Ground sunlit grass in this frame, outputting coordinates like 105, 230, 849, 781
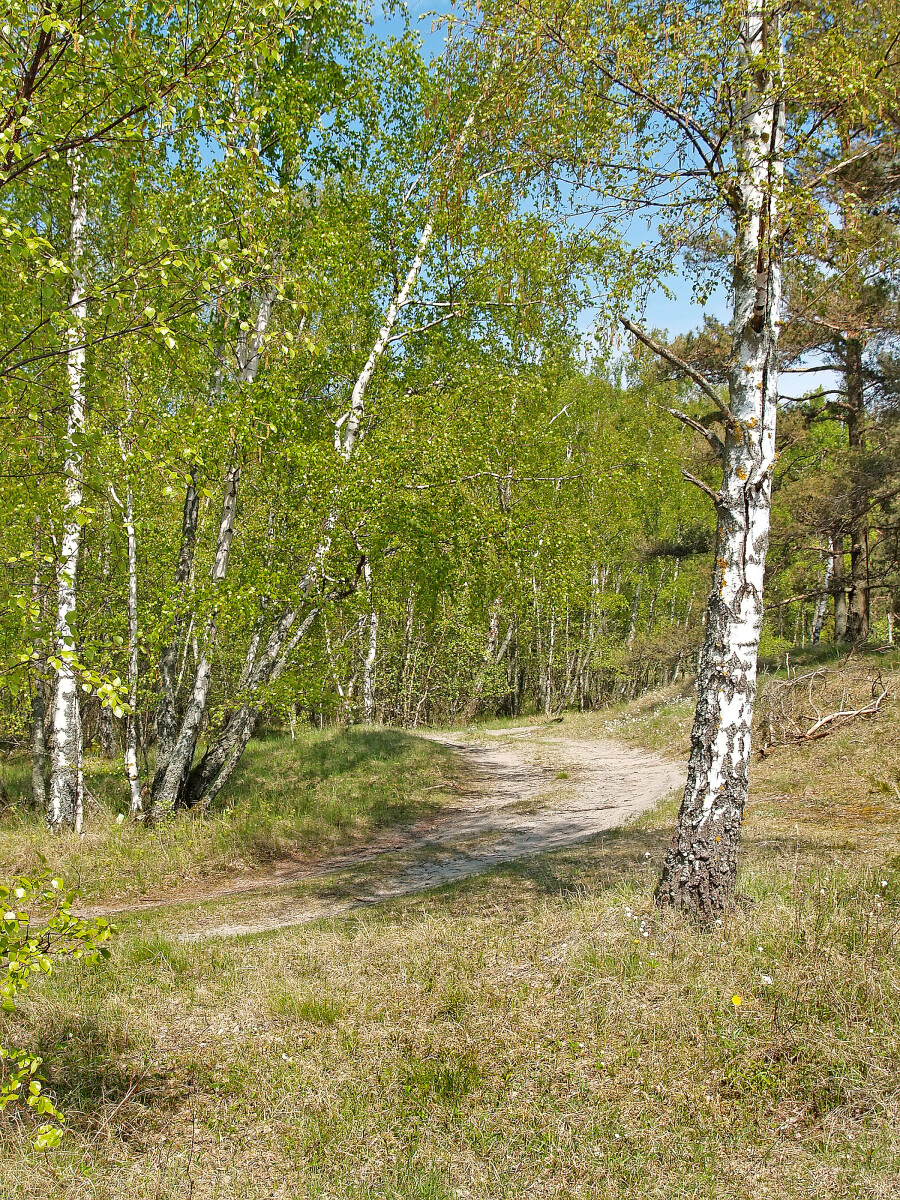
2, 659, 899, 1196
0, 727, 461, 902
2, 821, 898, 1198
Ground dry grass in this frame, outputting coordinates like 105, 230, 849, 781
1, 653, 899, 1198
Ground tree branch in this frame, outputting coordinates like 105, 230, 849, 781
620, 316, 734, 425
386, 312, 458, 344
661, 405, 724, 454
681, 469, 723, 506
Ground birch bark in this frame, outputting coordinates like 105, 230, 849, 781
123, 478, 142, 816
150, 463, 240, 815
181, 220, 437, 809
150, 290, 274, 817
48, 152, 88, 833
155, 467, 200, 768
178, 105, 478, 804
811, 548, 833, 645
656, 1, 784, 918
362, 559, 379, 723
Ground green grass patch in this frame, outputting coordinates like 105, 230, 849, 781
3, 670, 900, 1196
269, 986, 342, 1025
0, 727, 462, 902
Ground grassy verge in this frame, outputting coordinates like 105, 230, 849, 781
0, 727, 462, 903
1, 654, 898, 1197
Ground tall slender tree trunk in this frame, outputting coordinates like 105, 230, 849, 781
362, 560, 379, 723
48, 152, 88, 833
123, 476, 142, 817
155, 466, 200, 767
647, 564, 665, 633
657, 2, 784, 918
31, 674, 48, 810
151, 464, 240, 815
464, 599, 501, 720
844, 338, 869, 641
151, 289, 273, 818
544, 612, 555, 717
626, 569, 643, 649
831, 534, 848, 641
182, 607, 319, 809
812, 545, 833, 644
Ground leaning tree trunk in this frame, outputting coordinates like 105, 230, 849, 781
155, 466, 200, 766
179, 107, 480, 809
150, 291, 273, 818
181, 217, 438, 811
656, 2, 784, 919
48, 152, 88, 833
150, 463, 240, 816
181, 608, 319, 809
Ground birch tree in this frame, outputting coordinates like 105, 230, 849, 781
47, 154, 87, 833
470, 0, 898, 915
178, 215, 440, 811
150, 293, 274, 817
652, 1, 785, 915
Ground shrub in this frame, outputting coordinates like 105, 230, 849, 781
0, 871, 114, 1148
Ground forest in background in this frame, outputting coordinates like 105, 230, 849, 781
0, 0, 897, 867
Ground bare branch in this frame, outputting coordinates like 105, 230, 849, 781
782, 363, 846, 374
802, 688, 887, 742
386, 312, 458, 344
681, 469, 723, 506
661, 405, 724, 454
803, 139, 897, 191
620, 316, 734, 425
399, 472, 582, 491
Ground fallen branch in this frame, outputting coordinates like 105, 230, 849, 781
799, 687, 888, 741
759, 683, 889, 755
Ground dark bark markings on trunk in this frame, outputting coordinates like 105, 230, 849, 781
656, 3, 784, 919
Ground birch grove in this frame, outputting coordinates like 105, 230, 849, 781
0, 0, 894, 925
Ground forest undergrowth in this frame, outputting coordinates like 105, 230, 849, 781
1, 651, 898, 1198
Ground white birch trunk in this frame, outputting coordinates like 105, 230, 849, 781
657, 1, 784, 918
362, 559, 379, 723
123, 480, 142, 816
151, 464, 239, 815
811, 548, 833, 645
48, 152, 87, 833
626, 570, 644, 650
340, 223, 434, 459
181, 221, 438, 809
151, 289, 274, 817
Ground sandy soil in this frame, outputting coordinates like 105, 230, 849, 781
82, 728, 684, 940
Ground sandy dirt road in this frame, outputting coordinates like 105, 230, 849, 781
82, 728, 684, 940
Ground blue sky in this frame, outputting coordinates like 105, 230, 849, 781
371, 3, 838, 399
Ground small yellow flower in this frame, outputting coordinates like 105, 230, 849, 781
732, 994, 742, 1007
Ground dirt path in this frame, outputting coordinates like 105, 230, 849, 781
87, 729, 684, 940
